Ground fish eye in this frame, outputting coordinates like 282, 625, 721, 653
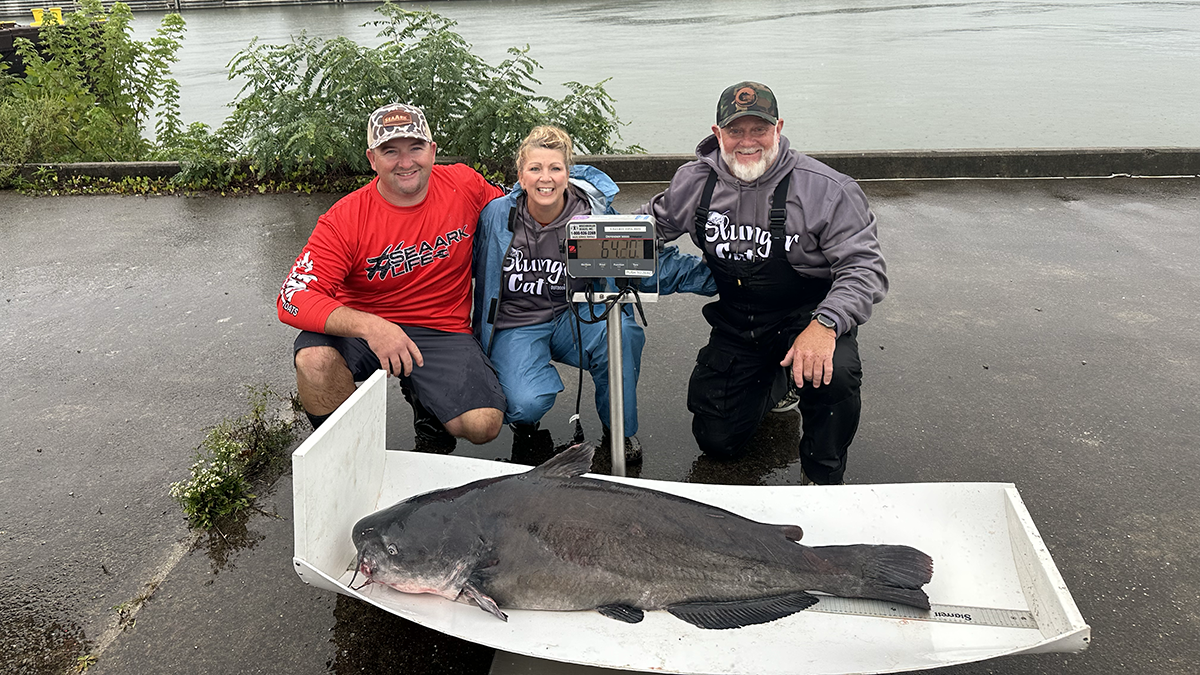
386, 544, 398, 556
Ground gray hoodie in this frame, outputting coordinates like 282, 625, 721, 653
636, 134, 887, 335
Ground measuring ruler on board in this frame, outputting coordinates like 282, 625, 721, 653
811, 597, 1038, 630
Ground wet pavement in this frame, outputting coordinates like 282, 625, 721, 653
2, 178, 1198, 674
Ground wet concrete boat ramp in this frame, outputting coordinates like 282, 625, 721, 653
2, 161, 1198, 674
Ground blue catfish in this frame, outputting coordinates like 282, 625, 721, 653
351, 444, 933, 629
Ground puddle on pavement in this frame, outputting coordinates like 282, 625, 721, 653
686, 411, 804, 486
327, 594, 493, 675
199, 509, 268, 573
0, 586, 92, 675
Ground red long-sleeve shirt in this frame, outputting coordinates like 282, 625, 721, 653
277, 165, 503, 334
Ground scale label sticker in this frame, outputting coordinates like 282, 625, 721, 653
568, 224, 597, 239
604, 226, 649, 233
624, 269, 653, 277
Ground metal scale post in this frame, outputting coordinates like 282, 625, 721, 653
605, 298, 627, 476
566, 215, 659, 477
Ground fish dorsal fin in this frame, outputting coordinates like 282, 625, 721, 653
529, 442, 595, 479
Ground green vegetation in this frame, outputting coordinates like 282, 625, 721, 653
0, 0, 184, 175
1, 1, 639, 192
169, 385, 299, 529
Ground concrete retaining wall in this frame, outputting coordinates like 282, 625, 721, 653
9, 148, 1200, 184
580, 147, 1200, 181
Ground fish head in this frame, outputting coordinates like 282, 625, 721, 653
351, 500, 486, 601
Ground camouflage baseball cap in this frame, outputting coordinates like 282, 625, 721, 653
716, 82, 779, 128
367, 103, 432, 149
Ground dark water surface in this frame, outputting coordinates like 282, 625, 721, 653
8, 0, 1194, 153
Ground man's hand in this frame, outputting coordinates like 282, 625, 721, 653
780, 320, 837, 388
364, 321, 424, 377
324, 307, 424, 377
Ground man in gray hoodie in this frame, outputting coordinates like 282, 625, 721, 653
636, 82, 887, 485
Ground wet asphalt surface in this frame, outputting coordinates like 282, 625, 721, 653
2, 178, 1198, 675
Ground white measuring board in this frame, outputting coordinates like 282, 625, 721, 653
293, 371, 1090, 675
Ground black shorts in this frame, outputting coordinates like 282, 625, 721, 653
293, 326, 506, 424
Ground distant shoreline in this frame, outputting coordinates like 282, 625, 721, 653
8, 148, 1200, 185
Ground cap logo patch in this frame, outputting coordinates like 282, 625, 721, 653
381, 111, 413, 127
734, 87, 758, 108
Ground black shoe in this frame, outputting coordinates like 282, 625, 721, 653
599, 426, 643, 465
404, 389, 456, 454
510, 423, 556, 466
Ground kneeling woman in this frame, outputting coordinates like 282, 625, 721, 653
474, 126, 713, 463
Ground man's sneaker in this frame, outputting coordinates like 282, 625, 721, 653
599, 427, 644, 465
771, 385, 801, 414
404, 390, 456, 454
511, 423, 556, 466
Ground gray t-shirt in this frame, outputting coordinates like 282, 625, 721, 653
494, 186, 593, 330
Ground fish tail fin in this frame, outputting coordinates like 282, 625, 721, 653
811, 544, 934, 610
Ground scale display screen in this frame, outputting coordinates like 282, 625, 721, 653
566, 215, 657, 279
569, 238, 654, 260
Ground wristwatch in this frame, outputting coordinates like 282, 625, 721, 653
814, 312, 837, 331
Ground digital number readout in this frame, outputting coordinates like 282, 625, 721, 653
570, 238, 651, 260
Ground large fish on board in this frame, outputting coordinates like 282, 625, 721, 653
351, 444, 933, 630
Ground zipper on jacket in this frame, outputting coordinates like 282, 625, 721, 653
487, 206, 519, 357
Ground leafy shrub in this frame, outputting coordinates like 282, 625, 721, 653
2, 0, 640, 192
223, 3, 640, 180
1, 0, 184, 164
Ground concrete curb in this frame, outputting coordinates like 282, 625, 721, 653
9, 161, 186, 181
7, 148, 1200, 184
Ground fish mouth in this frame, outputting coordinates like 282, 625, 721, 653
349, 548, 376, 590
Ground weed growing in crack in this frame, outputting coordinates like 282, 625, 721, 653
169, 385, 298, 529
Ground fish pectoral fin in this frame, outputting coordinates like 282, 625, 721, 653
666, 592, 819, 630
461, 582, 508, 622
597, 604, 644, 624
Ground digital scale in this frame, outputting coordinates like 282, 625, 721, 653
566, 214, 658, 282
564, 214, 659, 476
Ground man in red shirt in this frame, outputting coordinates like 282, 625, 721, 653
278, 103, 507, 451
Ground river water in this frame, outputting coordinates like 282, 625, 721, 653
12, 0, 1200, 152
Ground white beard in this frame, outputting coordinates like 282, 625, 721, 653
720, 133, 780, 183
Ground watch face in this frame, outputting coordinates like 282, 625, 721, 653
817, 314, 835, 329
